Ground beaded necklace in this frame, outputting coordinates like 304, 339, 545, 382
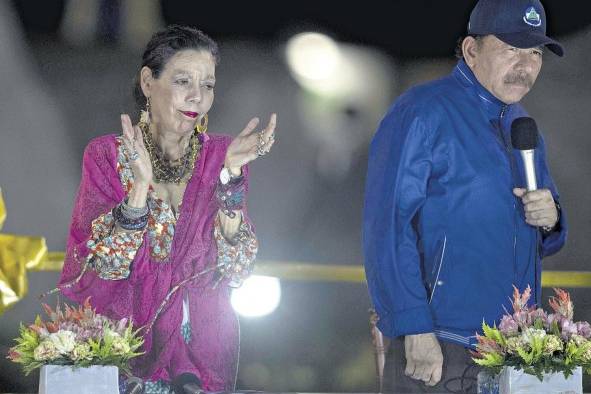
140, 123, 201, 184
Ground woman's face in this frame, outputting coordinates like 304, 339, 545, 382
142, 49, 216, 136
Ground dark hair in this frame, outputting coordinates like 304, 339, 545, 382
454, 34, 483, 59
133, 25, 220, 110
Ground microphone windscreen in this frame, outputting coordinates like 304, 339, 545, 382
511, 117, 539, 150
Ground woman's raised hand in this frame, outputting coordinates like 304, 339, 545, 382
120, 114, 153, 187
224, 113, 277, 173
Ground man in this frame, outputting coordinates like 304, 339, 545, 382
363, 0, 567, 392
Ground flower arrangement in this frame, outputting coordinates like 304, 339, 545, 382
472, 286, 591, 381
7, 298, 143, 375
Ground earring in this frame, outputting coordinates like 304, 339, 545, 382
195, 114, 208, 134
139, 97, 151, 125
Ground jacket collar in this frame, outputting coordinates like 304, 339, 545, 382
453, 59, 510, 119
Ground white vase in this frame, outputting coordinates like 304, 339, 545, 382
498, 366, 582, 394
38, 365, 119, 394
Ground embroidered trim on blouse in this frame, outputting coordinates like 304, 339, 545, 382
85, 212, 145, 280
143, 379, 173, 394
86, 136, 258, 287
214, 214, 258, 288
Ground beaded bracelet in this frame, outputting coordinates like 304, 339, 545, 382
113, 203, 149, 230
121, 199, 149, 219
215, 176, 246, 219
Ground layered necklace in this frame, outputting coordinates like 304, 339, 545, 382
141, 123, 201, 184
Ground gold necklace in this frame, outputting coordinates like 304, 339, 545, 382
140, 123, 201, 184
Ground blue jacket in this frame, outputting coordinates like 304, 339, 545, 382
363, 60, 567, 347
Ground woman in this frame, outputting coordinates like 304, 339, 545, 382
58, 25, 276, 394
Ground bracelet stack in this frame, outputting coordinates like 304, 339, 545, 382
113, 199, 149, 230
215, 176, 246, 219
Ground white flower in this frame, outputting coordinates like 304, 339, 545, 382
33, 340, 59, 361
48, 330, 77, 355
71, 343, 92, 361
543, 334, 563, 354
570, 334, 587, 347
582, 346, 591, 363
522, 327, 546, 344
506, 336, 527, 354
112, 336, 130, 355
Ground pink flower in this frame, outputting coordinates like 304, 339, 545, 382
513, 310, 531, 328
511, 285, 532, 314
476, 334, 505, 356
499, 315, 519, 336
561, 319, 578, 340
546, 313, 562, 329
7, 349, 21, 362
115, 318, 129, 335
549, 288, 574, 321
576, 321, 591, 339
528, 308, 548, 326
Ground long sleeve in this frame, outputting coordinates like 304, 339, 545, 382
85, 211, 145, 280
59, 136, 134, 302
213, 213, 258, 288
66, 137, 146, 281
536, 132, 567, 257
363, 105, 436, 338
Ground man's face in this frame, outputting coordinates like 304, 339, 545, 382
468, 35, 543, 104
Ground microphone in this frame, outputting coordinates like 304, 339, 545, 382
511, 117, 539, 192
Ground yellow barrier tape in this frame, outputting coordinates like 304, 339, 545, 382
541, 271, 591, 288
28, 255, 591, 288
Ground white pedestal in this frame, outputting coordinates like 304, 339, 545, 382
38, 365, 119, 394
498, 366, 582, 394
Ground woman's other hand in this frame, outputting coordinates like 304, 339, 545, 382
224, 113, 277, 174
121, 114, 153, 187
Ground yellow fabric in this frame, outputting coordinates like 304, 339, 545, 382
0, 188, 5, 229
0, 190, 48, 315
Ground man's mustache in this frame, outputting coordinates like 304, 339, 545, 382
504, 73, 534, 88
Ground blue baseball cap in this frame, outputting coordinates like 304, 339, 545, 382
468, 0, 564, 57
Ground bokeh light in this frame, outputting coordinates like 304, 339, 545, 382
231, 275, 282, 317
286, 32, 341, 82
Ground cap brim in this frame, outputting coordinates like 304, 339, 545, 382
495, 31, 564, 57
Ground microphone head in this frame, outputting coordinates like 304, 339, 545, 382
511, 117, 539, 150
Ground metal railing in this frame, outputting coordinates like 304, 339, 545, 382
34, 252, 591, 288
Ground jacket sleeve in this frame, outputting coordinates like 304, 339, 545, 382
536, 132, 567, 257
363, 104, 436, 338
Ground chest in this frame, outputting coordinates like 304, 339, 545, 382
150, 182, 187, 217
431, 109, 522, 194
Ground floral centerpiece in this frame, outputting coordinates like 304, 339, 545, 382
472, 286, 591, 381
7, 298, 143, 376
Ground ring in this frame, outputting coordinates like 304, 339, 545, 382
256, 145, 267, 157
258, 132, 266, 145
130, 150, 139, 161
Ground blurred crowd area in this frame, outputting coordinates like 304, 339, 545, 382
1, 1, 591, 392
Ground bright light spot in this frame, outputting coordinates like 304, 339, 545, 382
286, 34, 383, 98
231, 275, 281, 317
286, 32, 341, 81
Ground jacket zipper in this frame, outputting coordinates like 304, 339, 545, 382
497, 105, 518, 285
429, 235, 447, 304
